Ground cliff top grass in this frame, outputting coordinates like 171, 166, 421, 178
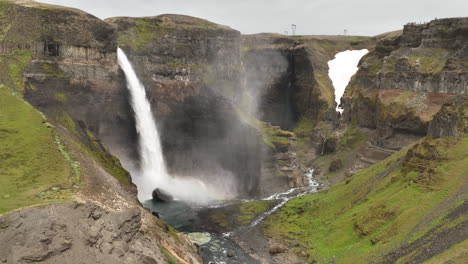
108, 14, 238, 52
263, 134, 468, 263
0, 85, 78, 215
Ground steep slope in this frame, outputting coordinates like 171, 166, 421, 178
263, 97, 468, 263
0, 1, 201, 263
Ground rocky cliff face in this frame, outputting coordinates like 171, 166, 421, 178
0, 1, 200, 263
106, 15, 265, 195
342, 17, 468, 149
242, 34, 372, 128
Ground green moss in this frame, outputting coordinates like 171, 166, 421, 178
260, 125, 294, 151
209, 212, 229, 227
0, 49, 32, 94
75, 129, 130, 185
0, 85, 78, 214
236, 109, 294, 151
40, 63, 65, 78
338, 126, 366, 150
315, 72, 335, 106
56, 112, 130, 185
406, 48, 449, 73
53, 93, 68, 103
294, 116, 315, 138
160, 247, 182, 264
237, 200, 275, 225
56, 112, 78, 135
263, 135, 468, 263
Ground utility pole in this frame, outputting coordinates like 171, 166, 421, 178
344, 29, 347, 35
284, 30, 289, 35
291, 24, 296, 36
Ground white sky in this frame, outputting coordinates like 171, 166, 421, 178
328, 49, 369, 113
37, 0, 468, 36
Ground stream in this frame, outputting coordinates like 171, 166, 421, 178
143, 169, 320, 264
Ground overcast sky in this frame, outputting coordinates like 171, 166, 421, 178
38, 0, 468, 36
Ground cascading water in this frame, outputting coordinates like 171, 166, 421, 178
328, 49, 369, 113
118, 48, 236, 203
117, 48, 170, 201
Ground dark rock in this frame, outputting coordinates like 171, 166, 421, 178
152, 188, 174, 202
322, 137, 339, 154
151, 211, 160, 218
269, 245, 287, 254
329, 159, 343, 172
427, 96, 467, 138
227, 251, 234, 257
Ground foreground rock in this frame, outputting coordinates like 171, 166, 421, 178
0, 203, 200, 264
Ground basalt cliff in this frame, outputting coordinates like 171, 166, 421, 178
0, 0, 466, 263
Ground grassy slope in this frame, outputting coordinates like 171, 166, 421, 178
0, 85, 77, 214
263, 135, 467, 263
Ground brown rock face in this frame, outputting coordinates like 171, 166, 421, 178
342, 17, 468, 149
0, 203, 200, 264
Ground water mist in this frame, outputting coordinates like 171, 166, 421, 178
117, 48, 236, 203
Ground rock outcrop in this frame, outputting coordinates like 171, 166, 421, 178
0, 203, 199, 264
342, 17, 468, 149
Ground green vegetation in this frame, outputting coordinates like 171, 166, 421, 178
0, 85, 78, 214
209, 212, 229, 227
53, 92, 68, 103
237, 200, 275, 225
117, 15, 222, 51
406, 48, 450, 73
40, 62, 65, 78
55, 112, 130, 185
0, 49, 32, 94
315, 72, 335, 106
260, 125, 294, 151
237, 109, 294, 152
75, 128, 130, 185
160, 247, 182, 264
263, 135, 468, 263
337, 125, 366, 151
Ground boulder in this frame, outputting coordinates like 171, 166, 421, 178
152, 188, 173, 202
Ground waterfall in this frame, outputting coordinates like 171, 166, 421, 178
117, 48, 170, 201
117, 48, 237, 203
328, 49, 369, 113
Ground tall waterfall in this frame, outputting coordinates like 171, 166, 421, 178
117, 48, 170, 200
328, 49, 369, 113
117, 48, 236, 203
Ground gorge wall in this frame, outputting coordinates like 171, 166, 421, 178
342, 17, 468, 149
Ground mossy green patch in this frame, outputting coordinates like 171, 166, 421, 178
338, 126, 366, 151
263, 135, 468, 263
237, 200, 275, 225
74, 129, 130, 185
40, 62, 65, 78
55, 112, 130, 185
0, 49, 32, 94
160, 247, 182, 264
0, 85, 78, 215
209, 212, 229, 228
53, 93, 68, 103
237, 109, 294, 152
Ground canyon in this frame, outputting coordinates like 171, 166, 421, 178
0, 0, 466, 263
